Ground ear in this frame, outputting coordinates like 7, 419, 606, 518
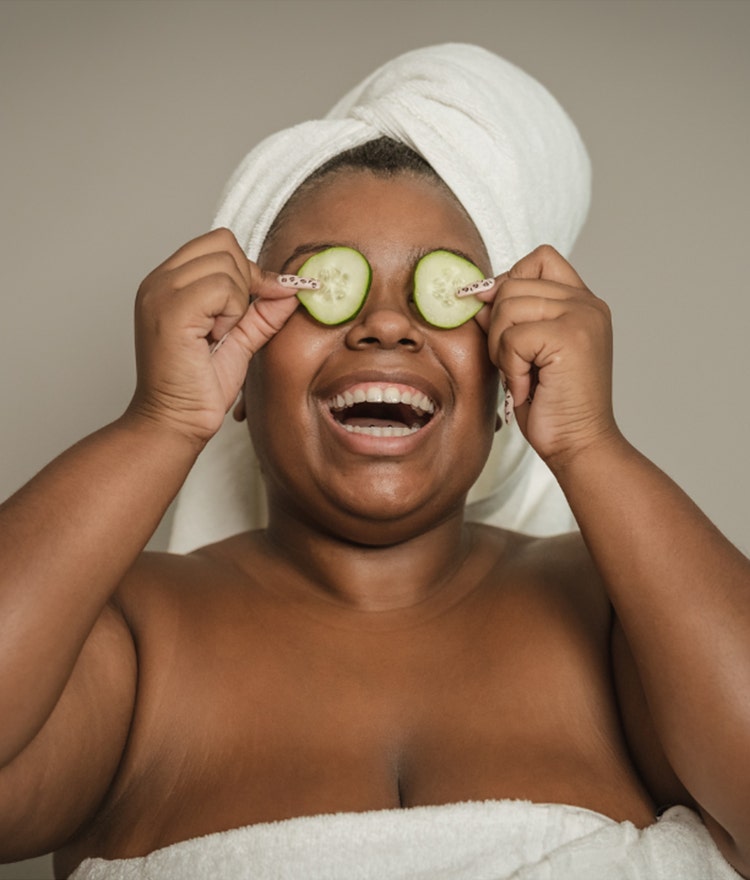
233, 391, 247, 422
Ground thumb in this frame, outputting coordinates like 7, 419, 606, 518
224, 294, 300, 360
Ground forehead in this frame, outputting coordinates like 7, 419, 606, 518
262, 170, 491, 273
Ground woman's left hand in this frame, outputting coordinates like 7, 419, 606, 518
475, 245, 621, 469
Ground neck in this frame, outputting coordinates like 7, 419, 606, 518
262, 506, 475, 612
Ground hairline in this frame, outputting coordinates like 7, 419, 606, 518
259, 138, 473, 261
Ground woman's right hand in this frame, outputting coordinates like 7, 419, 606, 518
127, 228, 301, 446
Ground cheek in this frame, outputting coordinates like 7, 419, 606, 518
247, 314, 325, 389
440, 326, 499, 421
244, 315, 334, 439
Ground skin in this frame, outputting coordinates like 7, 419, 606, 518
0, 170, 748, 878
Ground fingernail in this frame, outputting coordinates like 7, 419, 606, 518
209, 331, 230, 356
277, 274, 320, 290
504, 387, 515, 425
456, 277, 496, 298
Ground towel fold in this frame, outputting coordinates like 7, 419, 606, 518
168, 43, 591, 553
69, 800, 741, 879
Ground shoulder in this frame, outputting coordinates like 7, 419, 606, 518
57, 537, 269, 862
482, 525, 610, 619
467, 525, 614, 666
112, 534, 262, 633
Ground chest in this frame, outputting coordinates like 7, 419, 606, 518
103, 582, 653, 854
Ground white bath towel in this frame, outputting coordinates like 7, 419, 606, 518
69, 800, 740, 879
168, 44, 591, 553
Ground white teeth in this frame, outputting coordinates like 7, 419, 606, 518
327, 384, 436, 414
343, 424, 420, 437
414, 393, 434, 414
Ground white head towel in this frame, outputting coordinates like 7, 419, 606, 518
168, 43, 591, 554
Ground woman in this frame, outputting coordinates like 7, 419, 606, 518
0, 44, 747, 879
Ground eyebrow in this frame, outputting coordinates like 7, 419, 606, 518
280, 242, 485, 275
409, 245, 482, 266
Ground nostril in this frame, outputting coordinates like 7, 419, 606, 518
345, 306, 425, 351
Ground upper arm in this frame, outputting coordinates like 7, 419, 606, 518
0, 601, 137, 862
612, 620, 750, 876
611, 616, 695, 810
613, 620, 750, 876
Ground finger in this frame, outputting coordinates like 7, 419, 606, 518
464, 272, 508, 334
498, 276, 585, 305
473, 304, 492, 334
246, 261, 320, 301
167, 251, 250, 303
456, 271, 508, 305
495, 319, 566, 405
157, 227, 245, 273
456, 274, 502, 304
159, 272, 251, 343
224, 294, 300, 358
509, 244, 587, 289
487, 294, 570, 364
159, 229, 316, 302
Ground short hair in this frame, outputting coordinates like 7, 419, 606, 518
261, 137, 446, 256
305, 136, 439, 181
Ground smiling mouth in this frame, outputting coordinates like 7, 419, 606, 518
325, 384, 436, 437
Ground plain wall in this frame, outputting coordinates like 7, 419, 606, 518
1, 1, 748, 877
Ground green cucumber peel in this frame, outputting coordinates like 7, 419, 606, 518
296, 247, 372, 326
295, 246, 485, 330
413, 250, 485, 329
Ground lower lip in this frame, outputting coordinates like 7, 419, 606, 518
322, 409, 436, 456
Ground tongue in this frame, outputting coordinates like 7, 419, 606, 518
344, 416, 409, 429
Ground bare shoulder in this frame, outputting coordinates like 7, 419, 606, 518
111, 535, 266, 642
482, 526, 611, 626
52, 541, 264, 869
0, 597, 136, 864
495, 527, 692, 809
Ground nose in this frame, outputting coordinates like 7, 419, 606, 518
344, 289, 425, 352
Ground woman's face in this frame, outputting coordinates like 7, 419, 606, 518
247, 169, 499, 544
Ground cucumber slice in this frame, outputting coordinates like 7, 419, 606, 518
413, 250, 485, 329
296, 247, 372, 326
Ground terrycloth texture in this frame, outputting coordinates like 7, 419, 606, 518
168, 43, 590, 552
69, 801, 740, 879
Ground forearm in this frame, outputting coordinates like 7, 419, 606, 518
0, 413, 201, 766
552, 435, 750, 846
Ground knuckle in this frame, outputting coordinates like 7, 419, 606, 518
136, 273, 167, 311
246, 260, 265, 288
534, 243, 559, 260
597, 298, 612, 322
496, 278, 526, 303
205, 271, 241, 298
212, 226, 239, 248
214, 250, 242, 276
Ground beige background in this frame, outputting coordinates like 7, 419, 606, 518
1, 0, 748, 877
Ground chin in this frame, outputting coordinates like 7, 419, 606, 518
313, 479, 469, 546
